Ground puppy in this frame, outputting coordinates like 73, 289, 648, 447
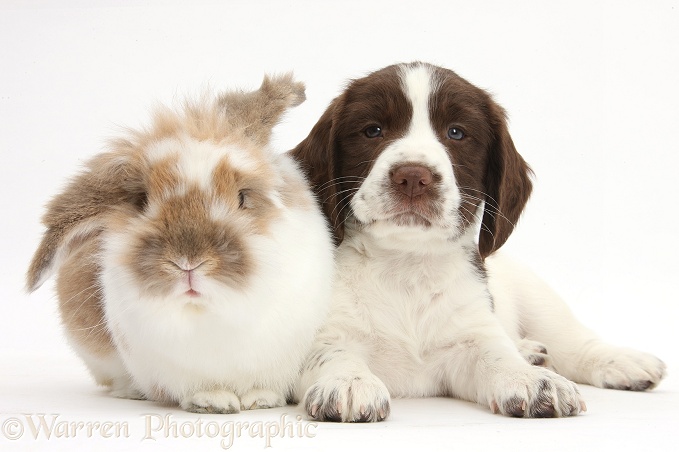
289, 62, 666, 421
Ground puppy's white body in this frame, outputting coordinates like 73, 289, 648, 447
294, 62, 665, 421
312, 228, 499, 399
299, 223, 584, 420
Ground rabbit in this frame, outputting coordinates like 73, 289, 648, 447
26, 73, 335, 414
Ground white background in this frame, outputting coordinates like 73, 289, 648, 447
1, 1, 677, 451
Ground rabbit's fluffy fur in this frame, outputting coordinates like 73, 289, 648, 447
27, 74, 335, 413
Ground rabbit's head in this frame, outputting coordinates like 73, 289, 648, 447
27, 74, 306, 301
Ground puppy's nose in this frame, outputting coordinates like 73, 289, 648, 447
391, 165, 433, 197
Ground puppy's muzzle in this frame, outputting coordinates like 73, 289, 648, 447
390, 165, 433, 198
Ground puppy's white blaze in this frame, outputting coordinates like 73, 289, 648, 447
401, 65, 436, 141
350, 64, 461, 236
399, 65, 459, 196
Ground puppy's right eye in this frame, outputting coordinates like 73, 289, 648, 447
238, 190, 247, 209
364, 125, 383, 138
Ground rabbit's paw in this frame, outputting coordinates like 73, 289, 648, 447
240, 389, 286, 410
181, 390, 241, 414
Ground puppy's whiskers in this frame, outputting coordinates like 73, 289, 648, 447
349, 158, 377, 170
317, 176, 366, 191
323, 187, 361, 204
330, 189, 359, 221
460, 193, 515, 228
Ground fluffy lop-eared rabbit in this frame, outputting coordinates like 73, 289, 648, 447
26, 74, 335, 413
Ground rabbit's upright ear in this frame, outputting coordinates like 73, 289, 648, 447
218, 73, 306, 147
26, 149, 146, 292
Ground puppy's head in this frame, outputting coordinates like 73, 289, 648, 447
291, 62, 532, 258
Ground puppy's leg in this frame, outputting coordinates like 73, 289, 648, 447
516, 338, 554, 369
521, 289, 665, 390
442, 305, 585, 418
296, 339, 390, 423
488, 255, 666, 391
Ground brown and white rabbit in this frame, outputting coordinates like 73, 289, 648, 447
26, 74, 335, 413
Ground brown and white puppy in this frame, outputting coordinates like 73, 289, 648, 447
290, 62, 666, 421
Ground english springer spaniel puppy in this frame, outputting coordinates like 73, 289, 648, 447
289, 62, 666, 421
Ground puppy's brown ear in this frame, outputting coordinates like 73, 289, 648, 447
288, 97, 344, 245
478, 102, 533, 259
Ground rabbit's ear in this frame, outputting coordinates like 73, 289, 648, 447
26, 149, 146, 292
218, 73, 305, 147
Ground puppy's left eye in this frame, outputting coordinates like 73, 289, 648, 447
447, 127, 465, 140
364, 125, 383, 138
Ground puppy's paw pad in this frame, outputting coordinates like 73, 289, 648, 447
304, 374, 390, 422
240, 389, 286, 410
591, 348, 666, 391
182, 390, 241, 414
491, 367, 584, 418
516, 338, 553, 369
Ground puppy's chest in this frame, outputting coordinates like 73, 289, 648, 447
336, 246, 488, 394
338, 246, 487, 342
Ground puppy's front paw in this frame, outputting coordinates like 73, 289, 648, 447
240, 389, 286, 410
587, 346, 666, 391
181, 390, 240, 414
516, 338, 553, 369
303, 374, 391, 422
490, 367, 585, 418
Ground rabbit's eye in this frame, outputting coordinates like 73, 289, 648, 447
237, 190, 256, 209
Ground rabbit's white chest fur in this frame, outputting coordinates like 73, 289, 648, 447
100, 167, 333, 404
